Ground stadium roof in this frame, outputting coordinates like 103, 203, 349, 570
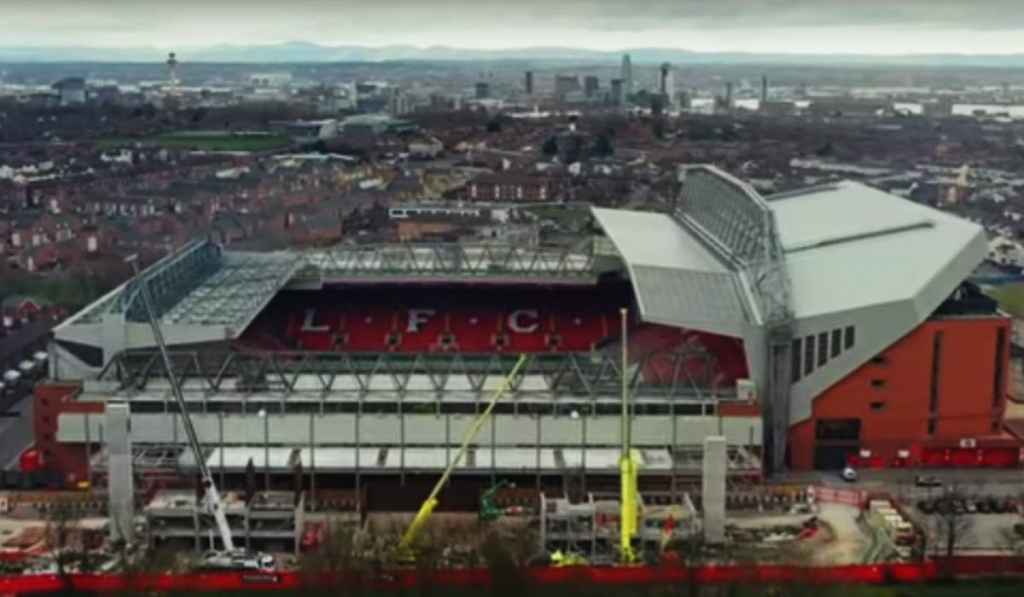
594, 177, 988, 428
591, 207, 755, 339
771, 180, 986, 321
595, 180, 986, 334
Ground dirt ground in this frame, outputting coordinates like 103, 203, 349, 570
726, 503, 868, 565
810, 503, 868, 565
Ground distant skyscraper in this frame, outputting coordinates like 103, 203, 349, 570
524, 71, 534, 95
475, 82, 490, 99
621, 54, 633, 94
584, 75, 599, 98
761, 75, 768, 104
659, 62, 674, 106
610, 78, 625, 106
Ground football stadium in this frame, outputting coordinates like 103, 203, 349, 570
32, 165, 1018, 511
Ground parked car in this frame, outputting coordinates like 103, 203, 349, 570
914, 475, 942, 488
841, 467, 858, 482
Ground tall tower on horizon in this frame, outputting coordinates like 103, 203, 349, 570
659, 62, 674, 107
621, 53, 633, 95
166, 52, 180, 92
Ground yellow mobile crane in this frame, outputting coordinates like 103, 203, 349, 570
398, 354, 528, 558
618, 307, 640, 564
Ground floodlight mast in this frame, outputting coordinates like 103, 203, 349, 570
127, 255, 235, 552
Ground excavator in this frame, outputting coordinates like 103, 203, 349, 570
479, 480, 514, 522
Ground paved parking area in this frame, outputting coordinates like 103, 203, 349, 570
0, 393, 33, 470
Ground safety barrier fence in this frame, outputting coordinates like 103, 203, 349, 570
1, 558, 1024, 594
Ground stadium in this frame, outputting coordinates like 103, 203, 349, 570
31, 165, 1019, 511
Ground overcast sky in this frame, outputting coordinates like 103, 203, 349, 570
5, 0, 1024, 54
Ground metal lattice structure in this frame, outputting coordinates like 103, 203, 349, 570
301, 240, 607, 284
675, 165, 795, 475
97, 348, 734, 403
73, 240, 303, 328
67, 239, 616, 333
676, 165, 791, 324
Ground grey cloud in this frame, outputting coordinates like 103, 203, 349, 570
4, 0, 1024, 47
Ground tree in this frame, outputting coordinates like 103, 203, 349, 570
592, 134, 614, 158
541, 136, 558, 157
928, 485, 974, 559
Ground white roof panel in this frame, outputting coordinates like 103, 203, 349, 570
592, 208, 728, 272
772, 181, 986, 319
592, 207, 754, 335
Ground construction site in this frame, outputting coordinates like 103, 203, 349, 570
2, 166, 1023, 586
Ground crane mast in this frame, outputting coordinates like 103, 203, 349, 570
398, 354, 528, 556
129, 258, 236, 552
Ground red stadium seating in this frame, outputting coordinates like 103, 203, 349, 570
238, 284, 750, 385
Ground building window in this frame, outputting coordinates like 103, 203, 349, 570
831, 329, 842, 358
871, 379, 886, 389
927, 418, 937, 436
870, 401, 886, 412
791, 338, 802, 383
817, 332, 828, 366
804, 335, 815, 376
844, 326, 855, 349
929, 331, 944, 417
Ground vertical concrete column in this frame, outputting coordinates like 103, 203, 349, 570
702, 435, 727, 544
106, 402, 134, 544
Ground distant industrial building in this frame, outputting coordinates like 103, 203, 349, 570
275, 119, 338, 145
51, 77, 85, 107
809, 98, 894, 118
249, 72, 292, 88
922, 98, 954, 119
554, 75, 581, 100
759, 101, 796, 117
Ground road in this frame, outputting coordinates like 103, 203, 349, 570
784, 469, 1024, 499
0, 391, 34, 471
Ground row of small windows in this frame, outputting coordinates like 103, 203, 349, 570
791, 326, 855, 383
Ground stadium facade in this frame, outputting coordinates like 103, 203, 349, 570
33, 166, 1018, 503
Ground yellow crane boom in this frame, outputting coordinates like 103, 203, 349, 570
398, 354, 528, 555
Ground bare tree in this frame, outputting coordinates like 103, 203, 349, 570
299, 516, 374, 595
927, 485, 974, 558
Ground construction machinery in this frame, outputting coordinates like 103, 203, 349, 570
127, 256, 273, 572
479, 480, 513, 522
619, 308, 641, 563
398, 354, 528, 558
396, 309, 640, 565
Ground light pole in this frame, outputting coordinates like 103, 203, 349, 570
258, 408, 269, 491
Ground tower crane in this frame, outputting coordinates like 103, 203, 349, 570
128, 256, 272, 571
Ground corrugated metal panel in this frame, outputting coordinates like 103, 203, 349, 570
540, 418, 584, 444
402, 415, 447, 444
631, 265, 750, 328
